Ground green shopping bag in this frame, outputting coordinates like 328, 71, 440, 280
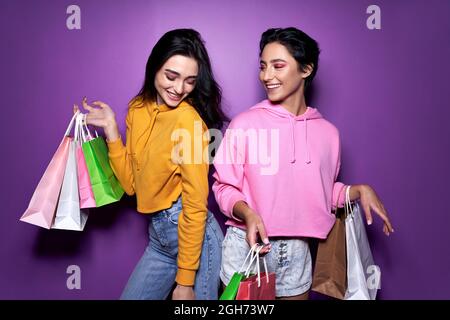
220, 272, 246, 300
81, 135, 124, 207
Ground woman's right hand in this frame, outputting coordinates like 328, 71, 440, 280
244, 210, 271, 254
73, 97, 116, 128
74, 97, 120, 142
233, 201, 271, 254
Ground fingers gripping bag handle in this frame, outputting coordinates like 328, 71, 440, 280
82, 114, 98, 140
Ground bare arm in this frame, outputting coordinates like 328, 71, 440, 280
233, 201, 271, 254
348, 184, 395, 236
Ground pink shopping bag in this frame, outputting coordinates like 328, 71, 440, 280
20, 112, 78, 229
74, 114, 96, 208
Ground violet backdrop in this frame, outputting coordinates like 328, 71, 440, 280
1, 0, 449, 299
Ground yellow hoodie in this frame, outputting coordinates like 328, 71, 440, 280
107, 97, 209, 286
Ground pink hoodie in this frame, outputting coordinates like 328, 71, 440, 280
212, 99, 346, 239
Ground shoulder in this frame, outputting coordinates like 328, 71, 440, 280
227, 101, 267, 129
317, 117, 340, 137
312, 112, 341, 145
125, 96, 145, 119
175, 101, 207, 129
127, 96, 145, 110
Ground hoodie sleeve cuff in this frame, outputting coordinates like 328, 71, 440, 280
176, 268, 196, 286
106, 136, 125, 156
332, 182, 346, 209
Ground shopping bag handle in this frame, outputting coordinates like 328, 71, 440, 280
74, 113, 88, 143
75, 113, 99, 143
344, 185, 354, 217
65, 111, 80, 137
236, 242, 271, 288
247, 245, 270, 287
74, 113, 82, 144
243, 244, 263, 277
79, 113, 90, 142
83, 114, 98, 140
238, 243, 259, 274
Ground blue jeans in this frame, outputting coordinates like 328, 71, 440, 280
120, 197, 224, 300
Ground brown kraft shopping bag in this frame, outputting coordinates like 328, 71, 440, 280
311, 186, 347, 299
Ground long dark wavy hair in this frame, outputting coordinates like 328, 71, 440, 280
134, 29, 227, 129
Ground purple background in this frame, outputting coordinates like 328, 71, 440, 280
1, 0, 449, 299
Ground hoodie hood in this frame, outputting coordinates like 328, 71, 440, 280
250, 99, 323, 164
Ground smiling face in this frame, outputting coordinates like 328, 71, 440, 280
259, 42, 312, 104
154, 54, 198, 107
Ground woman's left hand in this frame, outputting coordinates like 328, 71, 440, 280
353, 185, 395, 236
172, 284, 195, 300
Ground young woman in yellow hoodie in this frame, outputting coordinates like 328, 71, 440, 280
74, 29, 227, 300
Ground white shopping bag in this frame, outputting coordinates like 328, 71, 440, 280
344, 187, 380, 300
52, 114, 89, 231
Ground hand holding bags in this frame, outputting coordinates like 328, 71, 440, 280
344, 186, 380, 300
21, 112, 124, 230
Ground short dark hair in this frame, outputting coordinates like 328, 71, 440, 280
135, 29, 227, 129
259, 27, 320, 89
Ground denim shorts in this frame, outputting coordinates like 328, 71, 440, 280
220, 226, 312, 297
120, 197, 224, 300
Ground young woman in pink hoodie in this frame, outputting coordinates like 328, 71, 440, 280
212, 27, 394, 300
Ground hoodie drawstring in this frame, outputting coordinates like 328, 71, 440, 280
289, 117, 296, 163
252, 100, 319, 165
305, 118, 311, 164
289, 117, 311, 164
142, 106, 160, 150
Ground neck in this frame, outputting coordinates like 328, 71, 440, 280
279, 85, 307, 116
280, 83, 307, 116
156, 94, 163, 106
